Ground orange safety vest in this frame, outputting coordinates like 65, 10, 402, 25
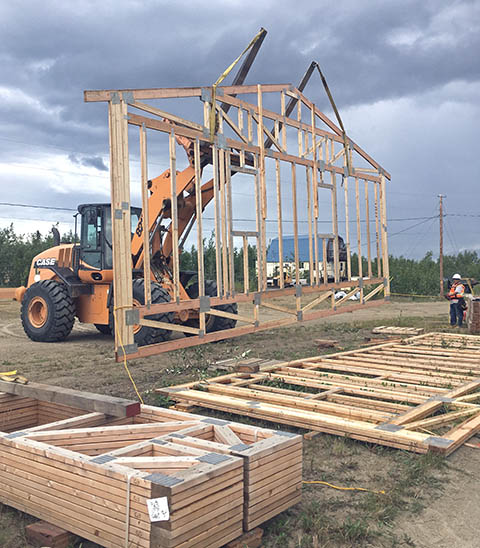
449, 283, 465, 302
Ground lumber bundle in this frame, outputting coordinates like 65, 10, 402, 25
0, 392, 302, 546
159, 332, 480, 456
160, 419, 303, 531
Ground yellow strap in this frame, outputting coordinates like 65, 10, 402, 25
0, 370, 17, 376
209, 28, 265, 141
303, 480, 385, 495
113, 307, 144, 405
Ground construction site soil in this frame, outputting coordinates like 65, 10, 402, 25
1, 298, 479, 547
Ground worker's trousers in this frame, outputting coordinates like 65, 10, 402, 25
450, 302, 463, 327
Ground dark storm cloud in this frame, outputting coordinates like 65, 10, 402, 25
0, 0, 479, 255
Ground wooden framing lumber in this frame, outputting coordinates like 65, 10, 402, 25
159, 333, 480, 455
85, 78, 390, 360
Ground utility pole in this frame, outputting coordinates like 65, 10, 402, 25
438, 194, 445, 296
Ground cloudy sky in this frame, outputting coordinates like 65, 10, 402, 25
1, 0, 479, 259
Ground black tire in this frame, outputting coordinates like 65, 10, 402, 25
94, 323, 112, 335
185, 280, 237, 333
21, 280, 75, 342
132, 279, 173, 346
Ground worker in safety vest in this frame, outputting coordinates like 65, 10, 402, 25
447, 273, 465, 327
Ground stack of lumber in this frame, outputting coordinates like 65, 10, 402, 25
0, 393, 85, 433
161, 419, 303, 531
0, 382, 303, 547
159, 332, 480, 456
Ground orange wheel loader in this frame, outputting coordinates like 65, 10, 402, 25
15, 139, 242, 346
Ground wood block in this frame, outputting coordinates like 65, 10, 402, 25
226, 527, 263, 548
26, 521, 74, 548
0, 382, 140, 418
314, 338, 338, 348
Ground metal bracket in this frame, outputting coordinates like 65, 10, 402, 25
383, 278, 388, 287
425, 436, 453, 449
297, 310, 303, 322
375, 423, 404, 432
117, 343, 138, 357
5, 431, 27, 439
343, 166, 349, 177
90, 455, 117, 465
152, 439, 168, 446
201, 88, 212, 103
318, 160, 326, 172
202, 417, 230, 426
216, 133, 227, 149
199, 296, 210, 313
431, 396, 454, 403
295, 284, 302, 297
110, 92, 120, 104
125, 308, 140, 326
358, 278, 364, 289
144, 473, 184, 487
254, 292, 261, 306
114, 209, 123, 220
265, 149, 274, 158
169, 433, 186, 439
122, 91, 134, 104
230, 443, 251, 452
274, 430, 298, 438
197, 453, 231, 465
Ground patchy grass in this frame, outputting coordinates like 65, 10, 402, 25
263, 436, 448, 548
0, 301, 458, 547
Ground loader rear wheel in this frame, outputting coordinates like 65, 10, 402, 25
21, 280, 75, 342
94, 323, 112, 335
184, 280, 238, 333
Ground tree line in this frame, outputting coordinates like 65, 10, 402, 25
1, 224, 478, 296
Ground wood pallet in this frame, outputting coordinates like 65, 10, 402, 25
159, 333, 480, 456
0, 384, 302, 547
372, 326, 424, 335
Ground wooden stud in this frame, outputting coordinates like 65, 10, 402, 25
139, 124, 151, 307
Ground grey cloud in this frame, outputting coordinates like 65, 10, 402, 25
68, 153, 108, 171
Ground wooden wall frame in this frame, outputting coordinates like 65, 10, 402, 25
85, 83, 391, 361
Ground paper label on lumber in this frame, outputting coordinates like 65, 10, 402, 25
146, 497, 170, 522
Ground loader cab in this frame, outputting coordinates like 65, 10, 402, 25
78, 204, 141, 271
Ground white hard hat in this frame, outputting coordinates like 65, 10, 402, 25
452, 273, 462, 280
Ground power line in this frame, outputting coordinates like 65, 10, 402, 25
0, 202, 76, 212
0, 201, 449, 223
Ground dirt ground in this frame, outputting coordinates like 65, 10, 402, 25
1, 298, 480, 547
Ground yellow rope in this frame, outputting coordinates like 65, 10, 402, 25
113, 308, 144, 405
209, 28, 265, 141
303, 480, 386, 495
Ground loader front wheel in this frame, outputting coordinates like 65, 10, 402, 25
21, 280, 75, 342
